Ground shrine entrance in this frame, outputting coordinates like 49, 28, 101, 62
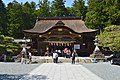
24, 17, 96, 56
46, 41, 75, 53
39, 26, 79, 55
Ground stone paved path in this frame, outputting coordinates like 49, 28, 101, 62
22, 63, 103, 80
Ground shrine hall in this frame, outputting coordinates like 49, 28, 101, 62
23, 17, 97, 56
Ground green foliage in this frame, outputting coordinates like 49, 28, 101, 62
0, 35, 21, 55
6, 0, 36, 38
65, 7, 73, 16
37, 0, 51, 17
71, 0, 87, 19
6, 0, 23, 38
85, 0, 106, 29
22, 1, 36, 29
99, 25, 120, 53
106, 0, 120, 25
0, 0, 7, 35
51, 0, 67, 17
85, 0, 120, 30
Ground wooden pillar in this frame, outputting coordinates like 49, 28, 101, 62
37, 37, 41, 55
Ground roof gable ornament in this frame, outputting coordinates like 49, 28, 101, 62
55, 21, 65, 26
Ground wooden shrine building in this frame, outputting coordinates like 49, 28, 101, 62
23, 17, 97, 56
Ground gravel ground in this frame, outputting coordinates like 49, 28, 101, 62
83, 62, 120, 80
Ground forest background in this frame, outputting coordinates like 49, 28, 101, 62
0, 0, 120, 55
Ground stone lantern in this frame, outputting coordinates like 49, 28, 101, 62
90, 36, 105, 61
21, 37, 28, 59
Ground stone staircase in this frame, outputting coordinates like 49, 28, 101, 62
31, 56, 93, 64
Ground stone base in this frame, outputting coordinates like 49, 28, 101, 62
90, 53, 105, 62
90, 53, 105, 58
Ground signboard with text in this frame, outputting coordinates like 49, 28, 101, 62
74, 44, 80, 49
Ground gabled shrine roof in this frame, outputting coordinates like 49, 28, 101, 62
23, 17, 96, 34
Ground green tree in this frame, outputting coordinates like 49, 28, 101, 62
85, 0, 120, 29
105, 0, 120, 25
0, 35, 21, 55
99, 25, 120, 53
0, 0, 7, 35
51, 0, 67, 17
7, 0, 23, 38
7, 0, 36, 38
66, 7, 73, 16
85, 0, 106, 29
71, 0, 87, 19
22, 1, 36, 29
36, 0, 51, 17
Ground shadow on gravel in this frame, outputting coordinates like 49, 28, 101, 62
0, 74, 48, 80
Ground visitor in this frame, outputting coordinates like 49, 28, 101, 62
28, 51, 32, 64
63, 48, 68, 58
50, 49, 54, 56
58, 50, 62, 57
44, 51, 49, 56
52, 51, 58, 63
67, 49, 71, 58
21, 47, 26, 64
71, 50, 77, 64
21, 52, 24, 64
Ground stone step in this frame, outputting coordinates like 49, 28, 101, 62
31, 56, 93, 63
